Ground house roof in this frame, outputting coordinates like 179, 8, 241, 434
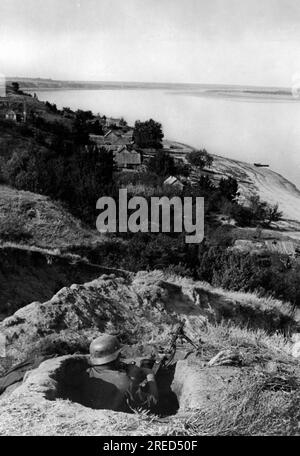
89, 134, 106, 147
104, 130, 133, 145
104, 145, 121, 152
104, 130, 114, 138
114, 148, 141, 166
106, 117, 122, 124
123, 130, 133, 139
164, 176, 178, 185
163, 176, 184, 188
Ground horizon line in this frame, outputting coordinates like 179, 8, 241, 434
5, 77, 290, 91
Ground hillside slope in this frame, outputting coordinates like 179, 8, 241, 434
0, 270, 299, 436
0, 185, 100, 249
165, 140, 300, 234
210, 155, 300, 229
0, 245, 130, 320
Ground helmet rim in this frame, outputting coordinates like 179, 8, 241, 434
90, 348, 121, 366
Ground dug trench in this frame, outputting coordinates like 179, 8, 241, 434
47, 356, 179, 417
1, 352, 249, 431
0, 272, 299, 435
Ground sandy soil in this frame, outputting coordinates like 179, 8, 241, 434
210, 155, 300, 229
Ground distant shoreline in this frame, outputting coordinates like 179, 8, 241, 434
19, 83, 298, 102
7, 77, 294, 98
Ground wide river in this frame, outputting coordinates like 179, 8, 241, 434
34, 89, 300, 189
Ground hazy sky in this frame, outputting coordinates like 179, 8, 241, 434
1, 0, 300, 85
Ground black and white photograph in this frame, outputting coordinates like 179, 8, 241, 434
0, 0, 300, 442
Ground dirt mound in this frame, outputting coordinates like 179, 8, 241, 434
0, 270, 299, 435
1, 350, 299, 436
0, 185, 99, 248
0, 246, 129, 319
0, 354, 247, 434
172, 358, 243, 411
0, 355, 141, 436
0, 270, 296, 377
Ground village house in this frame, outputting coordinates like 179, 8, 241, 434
3, 101, 27, 123
87, 140, 141, 170
114, 146, 141, 170
103, 130, 132, 145
105, 117, 125, 128
89, 131, 124, 146
90, 129, 133, 147
5, 109, 17, 121
163, 175, 184, 190
122, 129, 134, 143
89, 134, 106, 146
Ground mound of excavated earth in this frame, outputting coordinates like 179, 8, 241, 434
0, 271, 295, 363
0, 270, 298, 435
0, 185, 100, 248
0, 354, 246, 436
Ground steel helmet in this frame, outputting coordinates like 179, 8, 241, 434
89, 335, 121, 365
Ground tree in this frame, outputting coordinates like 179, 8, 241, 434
72, 117, 90, 145
231, 194, 283, 227
66, 146, 115, 223
133, 119, 164, 149
264, 203, 282, 226
218, 177, 239, 201
186, 149, 213, 168
89, 120, 104, 135
174, 161, 190, 177
3, 139, 115, 226
45, 101, 58, 113
147, 150, 176, 177
119, 118, 127, 128
75, 110, 94, 122
11, 82, 19, 93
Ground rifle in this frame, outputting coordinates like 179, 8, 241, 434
150, 321, 202, 376
125, 322, 201, 411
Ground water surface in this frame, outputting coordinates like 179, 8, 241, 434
34, 88, 300, 188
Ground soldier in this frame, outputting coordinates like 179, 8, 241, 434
84, 334, 159, 413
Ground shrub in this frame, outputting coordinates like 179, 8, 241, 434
147, 150, 176, 177
218, 177, 239, 201
186, 149, 213, 168
228, 195, 282, 227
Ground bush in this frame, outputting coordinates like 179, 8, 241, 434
4, 143, 115, 226
226, 194, 282, 227
218, 177, 239, 201
147, 150, 176, 177
186, 149, 213, 168
79, 233, 199, 274
116, 171, 160, 188
197, 246, 300, 307
18, 125, 34, 137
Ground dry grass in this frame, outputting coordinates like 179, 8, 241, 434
0, 320, 299, 436
161, 374, 300, 436
0, 185, 100, 249
119, 321, 300, 436
0, 269, 299, 435
166, 270, 293, 315
0, 396, 140, 436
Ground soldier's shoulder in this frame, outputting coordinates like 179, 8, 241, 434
87, 365, 127, 379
